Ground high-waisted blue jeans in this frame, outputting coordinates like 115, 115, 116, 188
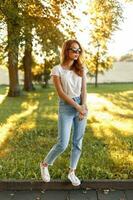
44, 96, 87, 169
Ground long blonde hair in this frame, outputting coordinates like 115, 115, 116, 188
60, 39, 85, 77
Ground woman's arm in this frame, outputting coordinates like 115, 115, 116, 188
78, 69, 88, 120
52, 75, 86, 115
80, 69, 88, 107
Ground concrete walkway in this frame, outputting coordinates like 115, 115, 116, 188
0, 189, 133, 200
0, 180, 133, 200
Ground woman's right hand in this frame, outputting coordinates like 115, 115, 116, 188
76, 104, 87, 115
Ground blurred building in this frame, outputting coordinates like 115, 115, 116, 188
0, 62, 133, 85
88, 61, 133, 84
0, 67, 24, 85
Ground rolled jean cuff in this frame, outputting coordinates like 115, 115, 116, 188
69, 166, 76, 170
43, 160, 54, 166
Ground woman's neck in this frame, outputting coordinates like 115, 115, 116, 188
62, 60, 74, 70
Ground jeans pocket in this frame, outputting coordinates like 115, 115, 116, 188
72, 96, 81, 105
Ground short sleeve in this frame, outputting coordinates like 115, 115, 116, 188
50, 66, 60, 77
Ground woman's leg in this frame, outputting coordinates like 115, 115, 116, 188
70, 114, 87, 170
43, 110, 74, 165
68, 113, 87, 187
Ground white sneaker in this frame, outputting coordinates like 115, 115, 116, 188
68, 171, 81, 186
40, 162, 50, 182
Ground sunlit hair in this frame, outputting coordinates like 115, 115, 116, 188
60, 39, 85, 77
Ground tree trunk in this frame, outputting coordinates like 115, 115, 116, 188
95, 62, 98, 87
42, 59, 49, 88
95, 47, 99, 87
7, 20, 20, 97
23, 26, 34, 91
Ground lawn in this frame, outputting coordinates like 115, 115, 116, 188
0, 83, 133, 180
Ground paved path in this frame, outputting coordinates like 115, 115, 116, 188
0, 189, 133, 200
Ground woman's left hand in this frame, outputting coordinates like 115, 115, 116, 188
78, 104, 88, 120
78, 113, 85, 120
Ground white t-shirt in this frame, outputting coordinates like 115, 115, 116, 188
50, 65, 88, 98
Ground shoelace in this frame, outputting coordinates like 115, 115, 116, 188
69, 172, 79, 182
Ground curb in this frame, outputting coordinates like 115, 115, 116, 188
0, 180, 133, 191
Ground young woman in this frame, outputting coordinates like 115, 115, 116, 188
40, 39, 88, 186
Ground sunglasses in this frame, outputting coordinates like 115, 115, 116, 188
68, 48, 81, 54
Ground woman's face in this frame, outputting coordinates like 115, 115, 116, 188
67, 42, 81, 60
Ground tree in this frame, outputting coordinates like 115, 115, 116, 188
0, 0, 21, 96
88, 0, 123, 87
22, 25, 34, 91
21, 0, 76, 89
0, 0, 76, 95
21, 1, 41, 92
21, 0, 53, 91
34, 0, 76, 87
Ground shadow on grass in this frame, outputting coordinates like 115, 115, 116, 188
85, 87, 133, 179
0, 86, 57, 153
80, 121, 133, 180
0, 85, 60, 179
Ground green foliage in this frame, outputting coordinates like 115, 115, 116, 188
0, 0, 77, 94
87, 0, 124, 86
86, 52, 114, 75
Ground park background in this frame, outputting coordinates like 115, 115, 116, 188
0, 0, 133, 181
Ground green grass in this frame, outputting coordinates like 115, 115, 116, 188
0, 83, 133, 180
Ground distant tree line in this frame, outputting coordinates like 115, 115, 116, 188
119, 50, 133, 62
